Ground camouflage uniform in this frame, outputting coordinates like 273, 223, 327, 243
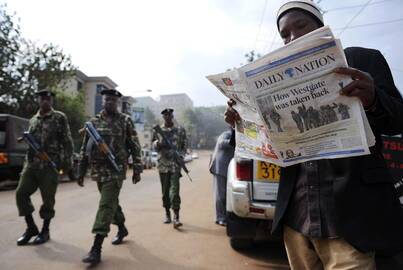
80, 110, 142, 236
16, 109, 73, 220
153, 124, 187, 211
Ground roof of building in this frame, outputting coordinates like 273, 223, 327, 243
76, 70, 118, 88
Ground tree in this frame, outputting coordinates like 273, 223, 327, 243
182, 109, 199, 148
180, 106, 228, 149
195, 106, 228, 149
144, 107, 157, 126
0, 5, 76, 118
53, 90, 86, 151
0, 4, 22, 109
244, 50, 261, 63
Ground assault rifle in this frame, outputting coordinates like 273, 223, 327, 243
153, 125, 192, 182
22, 131, 59, 174
84, 121, 120, 172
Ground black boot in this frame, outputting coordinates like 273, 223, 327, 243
111, 224, 128, 245
163, 208, 171, 224
173, 210, 182, 229
82, 234, 104, 265
33, 219, 50, 245
17, 215, 39, 246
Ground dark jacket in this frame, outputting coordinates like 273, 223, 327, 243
272, 47, 403, 255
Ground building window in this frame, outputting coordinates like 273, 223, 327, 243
77, 81, 83, 91
95, 84, 106, 114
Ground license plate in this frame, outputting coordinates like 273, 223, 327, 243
256, 161, 280, 182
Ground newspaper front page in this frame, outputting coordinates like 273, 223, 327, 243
207, 26, 374, 167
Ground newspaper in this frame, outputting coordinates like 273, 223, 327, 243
207, 26, 375, 167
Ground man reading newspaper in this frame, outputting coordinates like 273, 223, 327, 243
224, 1, 403, 269
208, 24, 378, 166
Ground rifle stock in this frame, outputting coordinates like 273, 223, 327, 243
22, 132, 59, 174
84, 122, 120, 172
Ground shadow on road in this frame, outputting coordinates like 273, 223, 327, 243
34, 239, 87, 263
236, 241, 290, 270
173, 223, 223, 237
0, 178, 75, 191
97, 240, 205, 270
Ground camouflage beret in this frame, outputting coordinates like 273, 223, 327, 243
100, 89, 122, 97
35, 90, 56, 97
161, 108, 174, 115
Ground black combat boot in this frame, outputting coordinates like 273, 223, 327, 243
17, 215, 39, 246
33, 219, 50, 245
163, 208, 171, 224
173, 210, 183, 229
82, 234, 105, 265
111, 224, 128, 245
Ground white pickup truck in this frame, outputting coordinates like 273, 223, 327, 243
226, 157, 282, 250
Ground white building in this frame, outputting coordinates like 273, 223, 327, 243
159, 93, 194, 118
132, 96, 160, 117
134, 93, 194, 121
62, 70, 118, 118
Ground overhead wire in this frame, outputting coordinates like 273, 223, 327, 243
259, 0, 401, 52
311, 1, 403, 87
324, 0, 394, 13
253, 0, 269, 53
267, 31, 278, 53
338, 0, 373, 36
333, 18, 403, 30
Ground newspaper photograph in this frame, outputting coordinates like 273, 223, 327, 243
207, 26, 374, 166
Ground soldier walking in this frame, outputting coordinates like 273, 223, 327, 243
338, 103, 351, 120
152, 108, 187, 229
15, 90, 74, 246
269, 109, 283, 132
77, 89, 142, 265
291, 111, 304, 133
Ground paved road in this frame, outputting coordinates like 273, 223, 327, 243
0, 151, 290, 270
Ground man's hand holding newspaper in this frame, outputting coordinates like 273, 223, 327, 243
207, 26, 375, 167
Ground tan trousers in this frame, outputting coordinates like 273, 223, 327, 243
283, 226, 376, 270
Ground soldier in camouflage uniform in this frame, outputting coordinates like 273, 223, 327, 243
77, 89, 142, 265
152, 108, 187, 229
15, 90, 74, 246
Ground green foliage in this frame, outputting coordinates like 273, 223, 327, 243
0, 5, 22, 111
181, 106, 229, 149
53, 90, 86, 151
244, 50, 261, 63
144, 107, 157, 127
0, 5, 76, 118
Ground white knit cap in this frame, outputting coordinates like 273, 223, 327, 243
277, 0, 324, 29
